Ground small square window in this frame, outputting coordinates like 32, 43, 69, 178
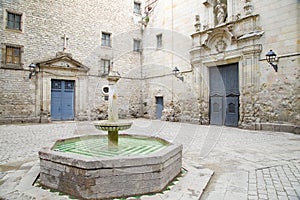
133, 39, 141, 52
156, 34, 162, 48
101, 32, 111, 47
134, 2, 141, 14
6, 46, 21, 64
7, 11, 22, 31
100, 59, 110, 76
2, 44, 23, 69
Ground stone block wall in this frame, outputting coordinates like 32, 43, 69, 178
0, 69, 39, 123
240, 0, 300, 128
0, 0, 143, 122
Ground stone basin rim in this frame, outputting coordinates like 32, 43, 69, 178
52, 134, 170, 146
94, 120, 133, 126
39, 134, 182, 169
94, 120, 133, 131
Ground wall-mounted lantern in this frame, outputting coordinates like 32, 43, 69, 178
172, 66, 180, 75
172, 67, 184, 81
29, 63, 38, 79
265, 50, 278, 72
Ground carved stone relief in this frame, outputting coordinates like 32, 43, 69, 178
244, 0, 253, 16
215, 39, 227, 52
194, 15, 201, 32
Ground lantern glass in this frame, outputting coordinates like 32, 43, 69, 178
29, 63, 36, 72
266, 50, 277, 63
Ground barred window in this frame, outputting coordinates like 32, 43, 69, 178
7, 12, 22, 31
101, 32, 111, 47
6, 46, 21, 64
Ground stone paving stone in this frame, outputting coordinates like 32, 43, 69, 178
267, 193, 278, 200
285, 188, 297, 197
258, 193, 268, 199
288, 196, 300, 200
277, 195, 289, 200
248, 190, 257, 196
277, 191, 288, 197
248, 194, 258, 200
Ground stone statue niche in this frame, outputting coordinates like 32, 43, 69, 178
214, 0, 227, 26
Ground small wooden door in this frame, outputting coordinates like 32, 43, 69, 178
51, 80, 75, 120
209, 64, 239, 126
156, 97, 164, 119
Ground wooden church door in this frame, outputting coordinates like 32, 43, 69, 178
209, 63, 239, 126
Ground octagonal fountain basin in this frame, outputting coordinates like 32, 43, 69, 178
39, 134, 182, 200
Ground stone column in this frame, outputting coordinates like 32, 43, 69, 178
107, 71, 120, 148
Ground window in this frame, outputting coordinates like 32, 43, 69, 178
156, 34, 162, 48
7, 11, 22, 31
101, 32, 111, 47
2, 44, 24, 69
100, 59, 110, 76
133, 39, 141, 52
134, 2, 141, 14
6, 46, 21, 64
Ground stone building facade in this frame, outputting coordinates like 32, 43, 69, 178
0, 0, 299, 132
0, 0, 143, 123
144, 0, 299, 132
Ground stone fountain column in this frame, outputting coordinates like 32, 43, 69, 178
107, 71, 120, 148
94, 71, 132, 149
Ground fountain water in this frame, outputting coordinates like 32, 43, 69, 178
38, 71, 182, 199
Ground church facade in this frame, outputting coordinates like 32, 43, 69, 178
0, 0, 299, 133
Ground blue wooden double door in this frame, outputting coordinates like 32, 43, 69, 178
51, 80, 75, 120
209, 64, 239, 127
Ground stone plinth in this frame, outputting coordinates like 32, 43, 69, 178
39, 135, 182, 200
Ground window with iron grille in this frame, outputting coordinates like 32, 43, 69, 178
156, 34, 162, 48
6, 46, 21, 64
134, 2, 141, 14
133, 39, 141, 52
100, 59, 110, 76
101, 32, 111, 47
7, 11, 22, 31
65, 81, 75, 90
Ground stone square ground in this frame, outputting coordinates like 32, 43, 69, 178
0, 119, 299, 199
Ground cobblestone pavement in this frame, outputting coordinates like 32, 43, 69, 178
248, 162, 300, 200
0, 119, 300, 200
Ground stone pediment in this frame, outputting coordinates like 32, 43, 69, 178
201, 25, 236, 51
36, 52, 89, 72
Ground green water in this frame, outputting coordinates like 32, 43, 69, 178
52, 135, 169, 158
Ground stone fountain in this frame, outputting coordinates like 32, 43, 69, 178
38, 71, 182, 199
94, 71, 132, 148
